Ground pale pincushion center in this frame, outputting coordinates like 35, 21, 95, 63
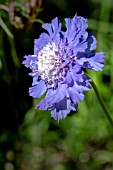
37, 43, 61, 84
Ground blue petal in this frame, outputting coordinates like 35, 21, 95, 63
29, 80, 47, 98
32, 76, 38, 86
64, 72, 74, 87
87, 52, 105, 71
77, 52, 105, 71
34, 33, 50, 55
51, 109, 69, 122
86, 32, 97, 52
70, 65, 84, 82
37, 84, 67, 110
68, 87, 84, 103
42, 17, 61, 39
51, 98, 77, 121
65, 15, 88, 46
74, 32, 97, 53
71, 74, 91, 93
22, 55, 38, 70
42, 23, 53, 37
73, 40, 88, 53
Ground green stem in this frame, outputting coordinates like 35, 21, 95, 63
89, 76, 113, 129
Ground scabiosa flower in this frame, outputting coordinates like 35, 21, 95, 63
22, 15, 105, 122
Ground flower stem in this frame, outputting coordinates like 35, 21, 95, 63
89, 76, 113, 129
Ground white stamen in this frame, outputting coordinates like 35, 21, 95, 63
37, 43, 60, 85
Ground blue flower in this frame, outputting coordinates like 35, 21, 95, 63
22, 15, 105, 122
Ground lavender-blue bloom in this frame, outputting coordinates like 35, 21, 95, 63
22, 15, 105, 121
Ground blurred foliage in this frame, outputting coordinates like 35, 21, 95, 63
0, 0, 113, 170
0, 0, 43, 32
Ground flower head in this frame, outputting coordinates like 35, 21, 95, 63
22, 15, 105, 121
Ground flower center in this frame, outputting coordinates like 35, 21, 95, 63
38, 42, 68, 87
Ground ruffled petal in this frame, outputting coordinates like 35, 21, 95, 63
68, 87, 84, 103
64, 72, 74, 87
73, 32, 97, 54
42, 17, 61, 39
22, 55, 38, 70
32, 76, 39, 86
70, 65, 83, 82
29, 80, 47, 98
34, 33, 51, 55
77, 52, 105, 71
86, 32, 97, 52
37, 84, 67, 110
65, 15, 88, 46
51, 98, 77, 121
